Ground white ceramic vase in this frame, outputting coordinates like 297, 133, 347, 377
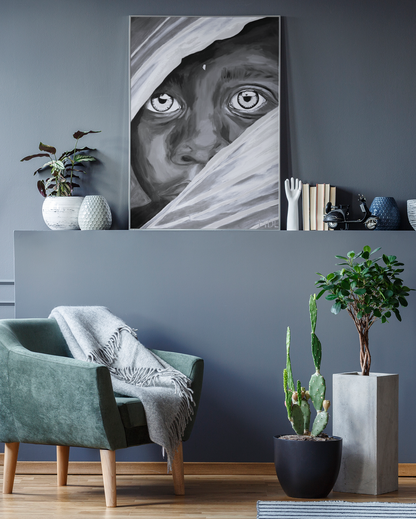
407, 199, 416, 230
42, 196, 84, 230
78, 195, 112, 230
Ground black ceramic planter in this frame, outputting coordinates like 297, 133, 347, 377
274, 435, 342, 499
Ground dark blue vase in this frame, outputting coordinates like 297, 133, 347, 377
369, 197, 401, 230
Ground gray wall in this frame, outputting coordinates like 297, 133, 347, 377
1, 0, 416, 462
14, 231, 416, 464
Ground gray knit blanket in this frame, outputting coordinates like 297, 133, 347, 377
49, 306, 195, 471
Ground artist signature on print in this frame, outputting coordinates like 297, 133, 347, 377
257, 218, 279, 229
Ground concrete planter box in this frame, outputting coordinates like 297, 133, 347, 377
333, 372, 398, 495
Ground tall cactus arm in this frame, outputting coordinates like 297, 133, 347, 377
297, 380, 302, 402
309, 372, 326, 412
300, 398, 311, 434
283, 369, 293, 420
309, 294, 318, 334
310, 295, 322, 371
286, 327, 295, 392
311, 333, 322, 372
311, 400, 330, 436
311, 410, 329, 436
291, 404, 305, 435
283, 368, 288, 394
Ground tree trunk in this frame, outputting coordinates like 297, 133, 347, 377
359, 329, 371, 376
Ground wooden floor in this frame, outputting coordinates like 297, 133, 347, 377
1, 472, 416, 518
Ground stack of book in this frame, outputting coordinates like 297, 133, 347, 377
302, 183, 336, 231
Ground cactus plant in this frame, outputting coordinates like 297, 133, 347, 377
283, 294, 330, 437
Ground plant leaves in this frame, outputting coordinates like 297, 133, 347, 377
331, 301, 342, 315
73, 130, 101, 140
354, 288, 367, 295
21, 153, 51, 162
370, 247, 382, 255
37, 180, 46, 197
315, 246, 413, 336
39, 142, 56, 154
72, 155, 97, 163
316, 289, 327, 300
59, 146, 96, 160
325, 294, 338, 300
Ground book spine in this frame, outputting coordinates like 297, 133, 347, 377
324, 184, 331, 230
302, 183, 310, 231
309, 186, 317, 231
316, 184, 325, 231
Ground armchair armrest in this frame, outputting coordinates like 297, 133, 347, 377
2, 342, 127, 451
152, 349, 204, 441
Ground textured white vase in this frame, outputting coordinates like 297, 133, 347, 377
78, 195, 112, 230
407, 199, 416, 230
42, 196, 84, 230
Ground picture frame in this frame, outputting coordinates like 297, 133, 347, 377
129, 16, 280, 230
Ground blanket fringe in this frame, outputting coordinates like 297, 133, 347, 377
83, 325, 195, 472
87, 325, 137, 366
86, 324, 195, 472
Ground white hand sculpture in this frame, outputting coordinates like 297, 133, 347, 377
285, 177, 302, 231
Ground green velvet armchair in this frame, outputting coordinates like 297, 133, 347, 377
0, 318, 204, 507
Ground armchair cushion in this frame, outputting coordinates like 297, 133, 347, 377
116, 397, 147, 429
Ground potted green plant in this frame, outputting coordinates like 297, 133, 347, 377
315, 245, 412, 495
315, 245, 411, 376
21, 130, 100, 230
274, 294, 342, 499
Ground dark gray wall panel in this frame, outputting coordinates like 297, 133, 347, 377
14, 230, 416, 462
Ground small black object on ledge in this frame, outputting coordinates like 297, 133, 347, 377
323, 194, 379, 230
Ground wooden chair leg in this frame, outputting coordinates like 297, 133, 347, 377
171, 441, 185, 495
3, 442, 19, 494
100, 449, 117, 507
57, 445, 70, 486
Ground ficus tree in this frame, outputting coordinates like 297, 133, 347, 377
315, 245, 412, 376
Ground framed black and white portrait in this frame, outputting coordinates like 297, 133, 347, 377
130, 16, 280, 230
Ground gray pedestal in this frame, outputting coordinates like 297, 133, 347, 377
333, 372, 398, 495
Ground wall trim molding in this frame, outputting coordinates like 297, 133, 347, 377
0, 456, 414, 477
398, 464, 416, 477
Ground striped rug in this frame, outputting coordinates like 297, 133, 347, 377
257, 501, 416, 518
